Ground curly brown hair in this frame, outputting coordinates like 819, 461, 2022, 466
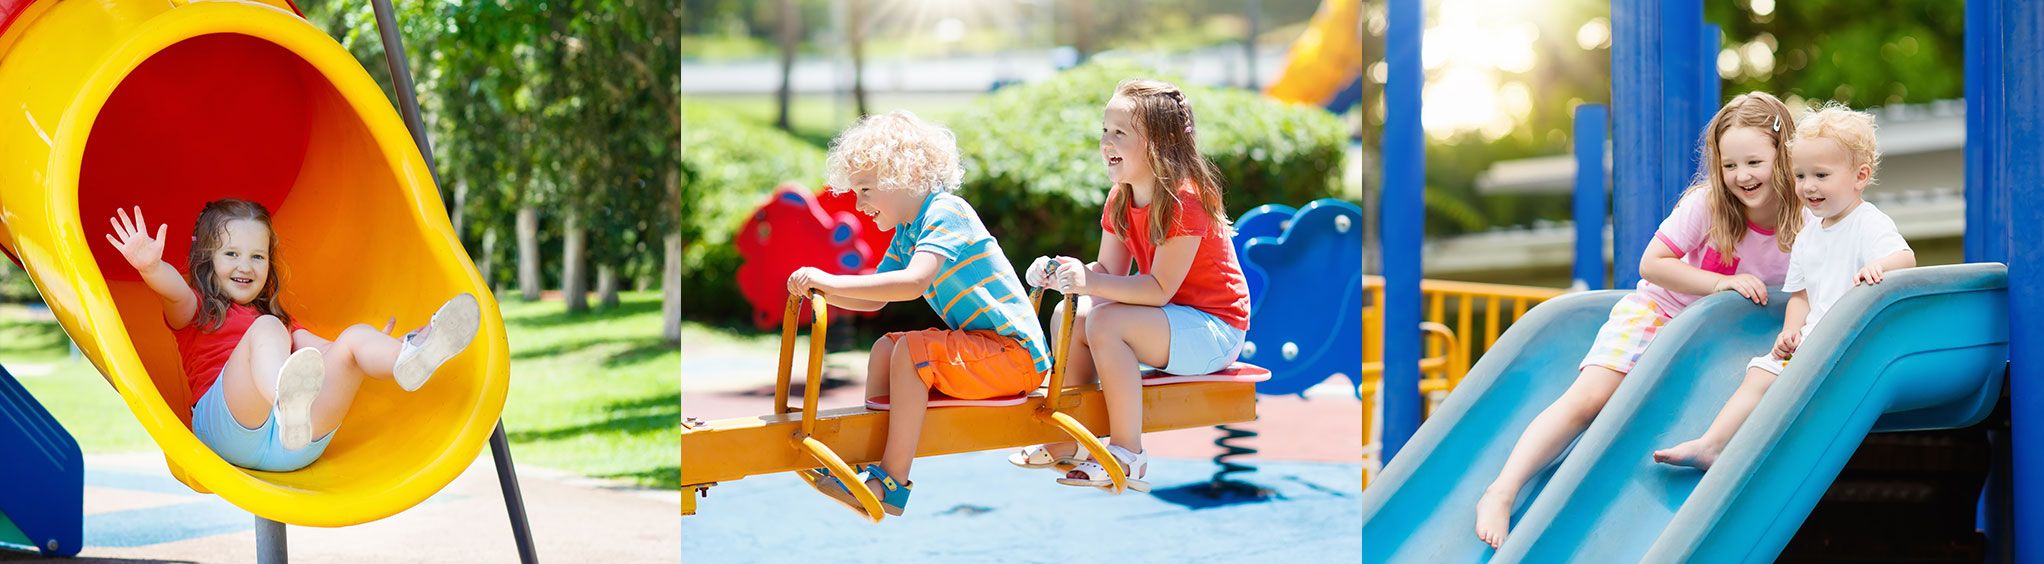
186, 198, 292, 332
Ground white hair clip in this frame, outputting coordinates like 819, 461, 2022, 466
1771, 116, 1782, 132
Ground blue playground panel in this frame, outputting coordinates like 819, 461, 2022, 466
1231, 203, 1296, 309
1232, 199, 1363, 397
0, 363, 83, 557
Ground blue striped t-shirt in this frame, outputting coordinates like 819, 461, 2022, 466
877, 192, 1052, 373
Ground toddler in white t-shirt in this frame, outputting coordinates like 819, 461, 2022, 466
1653, 103, 1917, 471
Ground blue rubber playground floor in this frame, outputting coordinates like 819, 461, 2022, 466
680, 450, 1363, 562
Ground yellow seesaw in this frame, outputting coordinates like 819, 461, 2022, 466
680, 289, 1271, 522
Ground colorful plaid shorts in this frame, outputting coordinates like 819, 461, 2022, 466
1577, 293, 1673, 374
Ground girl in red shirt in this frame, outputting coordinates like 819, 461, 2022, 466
106, 199, 480, 472
1009, 79, 1252, 492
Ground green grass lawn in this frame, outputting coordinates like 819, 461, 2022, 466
1, 292, 680, 490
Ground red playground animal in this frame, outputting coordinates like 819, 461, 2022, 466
734, 183, 888, 329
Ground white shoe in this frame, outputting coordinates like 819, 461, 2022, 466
393, 293, 482, 392
274, 347, 326, 451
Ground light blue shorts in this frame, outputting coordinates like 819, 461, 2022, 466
191, 372, 334, 472
1158, 304, 1248, 375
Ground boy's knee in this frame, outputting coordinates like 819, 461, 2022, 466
872, 335, 896, 355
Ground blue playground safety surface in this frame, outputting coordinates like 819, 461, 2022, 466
681, 451, 1362, 562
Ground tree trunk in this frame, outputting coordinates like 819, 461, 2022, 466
596, 264, 620, 309
663, 167, 681, 344
480, 226, 497, 289
775, 0, 799, 131
1070, 0, 1095, 64
664, 232, 681, 343
517, 206, 541, 301
563, 209, 588, 313
452, 178, 468, 239
848, 0, 869, 117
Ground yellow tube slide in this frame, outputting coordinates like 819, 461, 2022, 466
1266, 0, 1363, 107
0, 0, 509, 527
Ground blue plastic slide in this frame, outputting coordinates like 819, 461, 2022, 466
1359, 290, 1627, 562
1362, 263, 2007, 562
0, 363, 83, 556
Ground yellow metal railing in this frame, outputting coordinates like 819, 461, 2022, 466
1361, 278, 1568, 484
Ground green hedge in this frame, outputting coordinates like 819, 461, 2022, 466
679, 62, 1350, 328
678, 104, 825, 323
955, 60, 1350, 280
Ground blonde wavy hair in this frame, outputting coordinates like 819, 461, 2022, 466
1790, 102, 1881, 180
824, 110, 963, 196
1684, 91, 1802, 256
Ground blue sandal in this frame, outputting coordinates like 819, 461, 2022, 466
863, 464, 913, 516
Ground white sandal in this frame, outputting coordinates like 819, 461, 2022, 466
1056, 444, 1150, 492
393, 293, 481, 392
274, 347, 326, 451
1008, 443, 1088, 469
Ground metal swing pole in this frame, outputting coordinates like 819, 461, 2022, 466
365, 1, 538, 563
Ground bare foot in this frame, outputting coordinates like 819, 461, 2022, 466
1474, 486, 1515, 549
1652, 438, 1722, 471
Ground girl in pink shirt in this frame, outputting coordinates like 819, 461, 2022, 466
1474, 92, 1806, 548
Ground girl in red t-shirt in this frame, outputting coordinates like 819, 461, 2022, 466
1007, 79, 1252, 492
105, 199, 480, 472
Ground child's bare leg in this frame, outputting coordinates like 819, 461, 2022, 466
306, 324, 404, 434
220, 315, 296, 428
1475, 365, 1625, 548
869, 343, 925, 496
1654, 366, 1777, 470
865, 336, 896, 400
1081, 303, 1173, 455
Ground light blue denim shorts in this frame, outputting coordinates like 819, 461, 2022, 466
1158, 304, 1247, 375
191, 372, 334, 472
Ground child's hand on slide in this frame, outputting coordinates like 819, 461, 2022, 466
1773, 329, 1801, 359
104, 206, 167, 271
1854, 264, 1886, 286
1713, 273, 1768, 305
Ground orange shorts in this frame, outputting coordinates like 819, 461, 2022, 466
884, 329, 1043, 400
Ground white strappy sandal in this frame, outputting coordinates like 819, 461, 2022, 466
1056, 444, 1150, 492
1008, 443, 1088, 470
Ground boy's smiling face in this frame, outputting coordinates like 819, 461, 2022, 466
1791, 136, 1871, 225
847, 169, 925, 231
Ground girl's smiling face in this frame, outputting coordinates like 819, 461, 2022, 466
1717, 126, 1781, 213
210, 219, 271, 305
1101, 96, 1154, 189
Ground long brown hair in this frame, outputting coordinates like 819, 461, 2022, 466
1104, 79, 1230, 246
1685, 91, 1802, 257
186, 198, 291, 332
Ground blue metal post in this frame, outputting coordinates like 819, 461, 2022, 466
1968, 1, 2008, 265
1660, 0, 1702, 213
1573, 104, 1609, 290
1965, 3, 2012, 561
1610, 0, 1659, 289
2002, 2, 2044, 562
1700, 24, 1721, 125
1379, 0, 1423, 461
